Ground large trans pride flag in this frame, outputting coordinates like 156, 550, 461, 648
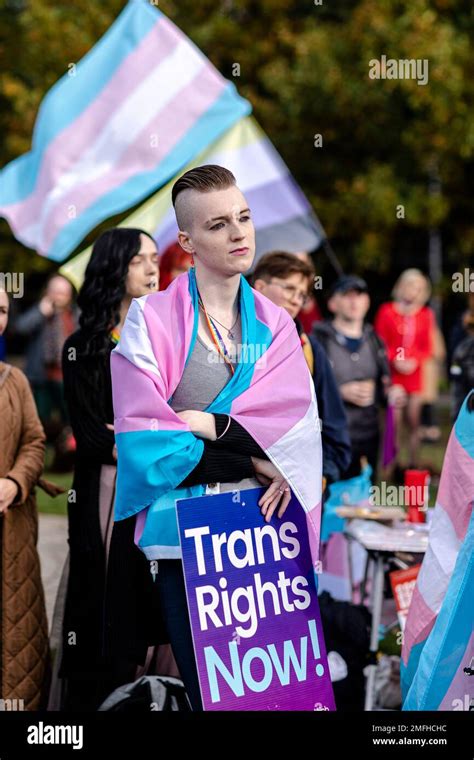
60, 117, 325, 290
111, 267, 323, 565
0, 0, 249, 262
401, 391, 474, 710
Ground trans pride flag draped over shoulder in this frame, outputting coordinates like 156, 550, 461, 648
401, 391, 474, 710
111, 268, 323, 564
0, 0, 249, 262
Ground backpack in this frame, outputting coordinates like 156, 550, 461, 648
98, 675, 192, 712
319, 591, 371, 711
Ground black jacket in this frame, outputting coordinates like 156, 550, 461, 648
296, 321, 351, 483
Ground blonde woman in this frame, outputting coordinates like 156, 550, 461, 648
375, 269, 436, 467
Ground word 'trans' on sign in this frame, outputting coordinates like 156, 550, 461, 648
176, 487, 335, 711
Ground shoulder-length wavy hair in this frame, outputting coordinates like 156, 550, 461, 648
77, 227, 156, 356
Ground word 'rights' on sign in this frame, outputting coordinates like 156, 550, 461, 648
176, 486, 335, 711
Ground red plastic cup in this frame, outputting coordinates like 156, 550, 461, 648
404, 469, 430, 523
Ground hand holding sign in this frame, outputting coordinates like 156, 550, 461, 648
251, 457, 291, 522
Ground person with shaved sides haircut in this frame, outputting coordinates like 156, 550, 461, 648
107, 165, 324, 711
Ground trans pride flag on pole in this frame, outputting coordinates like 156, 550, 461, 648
60, 117, 325, 290
401, 391, 474, 710
136, 116, 325, 260
110, 267, 323, 565
0, 0, 250, 262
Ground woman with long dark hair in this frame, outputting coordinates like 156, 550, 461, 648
55, 228, 159, 711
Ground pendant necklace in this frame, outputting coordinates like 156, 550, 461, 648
197, 295, 238, 375
198, 302, 239, 339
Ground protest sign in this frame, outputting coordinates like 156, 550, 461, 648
176, 486, 335, 710
389, 565, 421, 631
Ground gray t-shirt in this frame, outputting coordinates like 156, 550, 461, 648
170, 334, 232, 412
170, 333, 259, 493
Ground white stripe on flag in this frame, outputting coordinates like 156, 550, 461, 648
205, 138, 287, 191
417, 504, 461, 613
151, 137, 290, 248
23, 39, 209, 248
114, 296, 161, 378
267, 372, 322, 514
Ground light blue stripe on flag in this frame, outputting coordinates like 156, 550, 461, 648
1, 0, 251, 262
0, 0, 157, 206
47, 85, 251, 261
403, 510, 474, 710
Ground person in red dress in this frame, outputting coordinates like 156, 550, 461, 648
375, 269, 435, 468
158, 241, 192, 291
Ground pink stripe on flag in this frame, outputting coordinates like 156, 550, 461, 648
134, 508, 147, 545
115, 417, 191, 435
323, 533, 350, 578
41, 64, 226, 251
436, 431, 473, 541
402, 584, 436, 665
142, 275, 194, 399
112, 351, 187, 434
5, 17, 175, 230
253, 287, 287, 334
231, 316, 312, 449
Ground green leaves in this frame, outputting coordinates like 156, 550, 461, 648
1, 0, 472, 279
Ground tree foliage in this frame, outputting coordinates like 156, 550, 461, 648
0, 0, 472, 297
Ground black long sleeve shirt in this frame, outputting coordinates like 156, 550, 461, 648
62, 330, 266, 484
179, 414, 267, 487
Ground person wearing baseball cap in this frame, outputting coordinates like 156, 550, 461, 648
328, 274, 369, 299
313, 274, 404, 480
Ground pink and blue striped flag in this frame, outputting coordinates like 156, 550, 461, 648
0, 0, 250, 262
401, 391, 474, 710
111, 267, 323, 565
60, 117, 326, 290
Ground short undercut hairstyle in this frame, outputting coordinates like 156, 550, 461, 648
172, 164, 236, 230
251, 251, 315, 286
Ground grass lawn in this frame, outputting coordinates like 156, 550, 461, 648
37, 470, 72, 515
36, 443, 73, 515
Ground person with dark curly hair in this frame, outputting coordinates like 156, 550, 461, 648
54, 228, 159, 711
